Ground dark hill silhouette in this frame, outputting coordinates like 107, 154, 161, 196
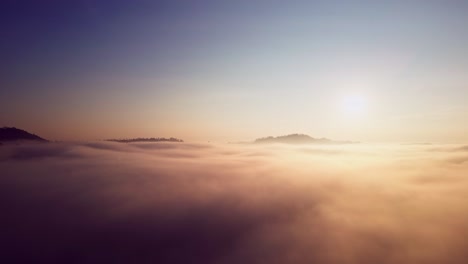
0, 127, 48, 142
106, 137, 183, 143
254, 134, 354, 145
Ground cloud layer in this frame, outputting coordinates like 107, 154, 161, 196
1, 142, 468, 263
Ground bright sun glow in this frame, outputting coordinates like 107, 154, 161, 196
341, 95, 368, 116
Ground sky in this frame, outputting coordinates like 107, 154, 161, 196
1, 0, 468, 142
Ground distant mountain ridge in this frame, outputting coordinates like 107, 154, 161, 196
106, 137, 183, 143
254, 134, 354, 144
0, 127, 48, 142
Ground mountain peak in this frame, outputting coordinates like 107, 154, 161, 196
0, 127, 48, 142
254, 134, 353, 144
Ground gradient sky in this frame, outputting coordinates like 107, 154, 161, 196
1, 0, 468, 142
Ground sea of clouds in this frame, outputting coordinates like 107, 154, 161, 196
1, 141, 468, 263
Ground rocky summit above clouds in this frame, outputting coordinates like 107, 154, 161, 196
0, 127, 47, 143
254, 134, 355, 145
106, 137, 184, 143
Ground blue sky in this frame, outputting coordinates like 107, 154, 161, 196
1, 1, 468, 142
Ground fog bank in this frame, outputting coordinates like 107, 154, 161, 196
1, 142, 468, 263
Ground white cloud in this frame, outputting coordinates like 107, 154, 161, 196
1, 142, 468, 263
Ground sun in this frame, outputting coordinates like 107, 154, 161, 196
341, 95, 368, 116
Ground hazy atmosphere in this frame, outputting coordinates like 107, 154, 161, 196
2, 1, 468, 263
2, 1, 468, 142
3, 142, 468, 263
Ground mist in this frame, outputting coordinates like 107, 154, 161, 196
1, 142, 468, 263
